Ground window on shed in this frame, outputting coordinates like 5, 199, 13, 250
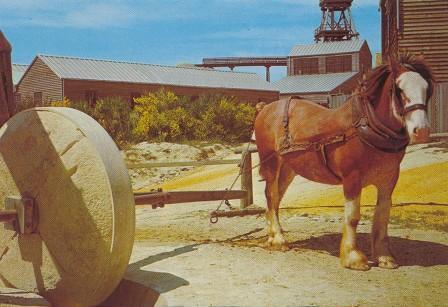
33, 92, 43, 106
326, 55, 352, 73
85, 90, 97, 106
293, 57, 319, 75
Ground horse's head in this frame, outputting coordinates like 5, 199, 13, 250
391, 55, 434, 143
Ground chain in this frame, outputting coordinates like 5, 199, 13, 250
209, 140, 252, 224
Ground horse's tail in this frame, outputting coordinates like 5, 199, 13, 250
252, 102, 267, 142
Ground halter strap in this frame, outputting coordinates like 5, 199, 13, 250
403, 103, 427, 115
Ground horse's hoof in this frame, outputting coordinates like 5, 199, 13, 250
378, 256, 399, 269
342, 250, 370, 271
271, 243, 290, 252
261, 237, 289, 251
346, 262, 371, 271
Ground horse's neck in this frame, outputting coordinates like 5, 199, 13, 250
372, 82, 404, 132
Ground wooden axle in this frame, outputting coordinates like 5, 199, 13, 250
0, 197, 36, 234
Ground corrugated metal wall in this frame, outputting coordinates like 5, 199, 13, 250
381, 0, 448, 133
329, 94, 350, 109
428, 82, 448, 133
400, 0, 448, 82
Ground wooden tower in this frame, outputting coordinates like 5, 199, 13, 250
315, 0, 359, 42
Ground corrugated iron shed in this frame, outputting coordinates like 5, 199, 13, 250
273, 72, 358, 94
289, 39, 366, 57
12, 64, 28, 86
37, 55, 277, 92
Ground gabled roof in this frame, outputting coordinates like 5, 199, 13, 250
12, 64, 28, 85
35, 55, 277, 92
289, 39, 367, 57
273, 72, 358, 94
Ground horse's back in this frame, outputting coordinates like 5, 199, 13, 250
254, 97, 351, 152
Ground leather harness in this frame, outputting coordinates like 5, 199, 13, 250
278, 94, 417, 181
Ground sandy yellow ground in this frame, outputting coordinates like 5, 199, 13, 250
286, 161, 448, 231
142, 159, 448, 232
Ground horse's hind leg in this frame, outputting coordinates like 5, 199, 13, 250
271, 163, 295, 246
372, 173, 400, 269
261, 156, 293, 250
340, 172, 370, 271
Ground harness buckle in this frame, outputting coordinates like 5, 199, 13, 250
359, 117, 368, 127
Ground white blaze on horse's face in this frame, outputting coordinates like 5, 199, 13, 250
396, 71, 430, 138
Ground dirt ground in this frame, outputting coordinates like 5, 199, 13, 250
128, 140, 448, 307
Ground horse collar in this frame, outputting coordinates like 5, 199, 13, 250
352, 95, 409, 153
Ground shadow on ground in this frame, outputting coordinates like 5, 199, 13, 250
290, 233, 448, 267
127, 244, 199, 292
101, 244, 198, 307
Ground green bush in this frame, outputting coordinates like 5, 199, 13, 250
133, 89, 256, 143
16, 89, 256, 144
133, 89, 197, 142
48, 96, 134, 146
200, 95, 256, 142
91, 97, 133, 144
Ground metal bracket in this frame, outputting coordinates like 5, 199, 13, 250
3, 196, 36, 234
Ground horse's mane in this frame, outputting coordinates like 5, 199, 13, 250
360, 53, 434, 105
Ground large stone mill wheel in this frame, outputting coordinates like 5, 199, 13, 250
0, 107, 135, 306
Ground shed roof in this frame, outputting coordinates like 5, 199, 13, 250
273, 72, 358, 94
12, 64, 28, 85
289, 39, 366, 57
36, 55, 277, 92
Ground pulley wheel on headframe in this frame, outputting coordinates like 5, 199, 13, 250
0, 107, 135, 306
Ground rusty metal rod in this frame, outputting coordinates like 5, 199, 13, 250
210, 208, 266, 218
134, 190, 247, 206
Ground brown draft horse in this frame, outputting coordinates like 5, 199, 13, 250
254, 54, 434, 271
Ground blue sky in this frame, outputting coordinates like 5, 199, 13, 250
1, 0, 381, 81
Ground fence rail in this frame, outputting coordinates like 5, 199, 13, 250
128, 154, 254, 209
127, 159, 241, 169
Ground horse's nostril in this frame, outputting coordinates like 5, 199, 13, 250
413, 127, 418, 135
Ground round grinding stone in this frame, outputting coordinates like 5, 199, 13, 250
0, 107, 135, 306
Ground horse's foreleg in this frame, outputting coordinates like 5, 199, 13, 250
340, 173, 370, 271
372, 180, 399, 269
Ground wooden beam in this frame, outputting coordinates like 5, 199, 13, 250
234, 144, 258, 154
240, 151, 253, 209
134, 190, 248, 206
127, 159, 241, 169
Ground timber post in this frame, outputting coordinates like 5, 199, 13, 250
240, 150, 253, 208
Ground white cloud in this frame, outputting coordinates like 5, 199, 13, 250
1, 0, 198, 28
64, 3, 135, 28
